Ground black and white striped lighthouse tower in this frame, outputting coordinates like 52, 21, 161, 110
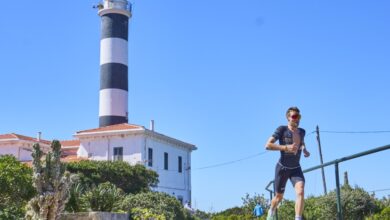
98, 0, 132, 127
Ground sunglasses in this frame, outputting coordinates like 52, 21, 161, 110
290, 114, 301, 120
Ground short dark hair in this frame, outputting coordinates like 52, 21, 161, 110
286, 106, 300, 117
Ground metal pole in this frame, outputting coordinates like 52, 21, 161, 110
335, 162, 343, 220
316, 125, 327, 195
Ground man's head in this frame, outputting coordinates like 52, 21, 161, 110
286, 106, 301, 127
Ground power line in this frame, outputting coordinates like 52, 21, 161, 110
368, 188, 390, 193
192, 129, 390, 171
195, 151, 268, 170
320, 130, 390, 134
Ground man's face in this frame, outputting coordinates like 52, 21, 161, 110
287, 111, 301, 126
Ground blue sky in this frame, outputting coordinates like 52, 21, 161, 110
1, 0, 390, 212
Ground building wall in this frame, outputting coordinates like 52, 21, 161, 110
78, 134, 143, 165
0, 142, 44, 161
144, 136, 191, 204
0, 145, 19, 157
77, 132, 193, 204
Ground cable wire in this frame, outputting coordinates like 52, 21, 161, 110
320, 130, 390, 134
368, 188, 390, 193
192, 128, 390, 171
195, 151, 268, 170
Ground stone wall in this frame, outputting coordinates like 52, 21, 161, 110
61, 212, 129, 220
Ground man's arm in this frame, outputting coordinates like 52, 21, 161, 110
265, 137, 286, 151
265, 137, 298, 152
302, 142, 310, 157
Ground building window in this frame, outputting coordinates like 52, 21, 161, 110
178, 156, 182, 173
113, 147, 123, 161
164, 152, 168, 170
177, 196, 183, 204
148, 148, 153, 167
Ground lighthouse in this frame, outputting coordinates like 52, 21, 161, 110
98, 0, 131, 127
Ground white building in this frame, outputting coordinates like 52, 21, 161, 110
75, 123, 196, 203
0, 125, 196, 204
0, 133, 51, 162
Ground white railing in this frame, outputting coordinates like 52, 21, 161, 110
103, 0, 132, 12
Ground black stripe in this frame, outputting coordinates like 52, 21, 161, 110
100, 116, 128, 127
101, 14, 128, 40
100, 63, 128, 90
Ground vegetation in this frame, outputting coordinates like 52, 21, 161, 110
25, 141, 73, 220
2, 152, 389, 220
81, 182, 125, 212
208, 188, 389, 220
120, 191, 196, 220
66, 160, 158, 194
211, 193, 269, 220
64, 160, 160, 212
0, 155, 35, 220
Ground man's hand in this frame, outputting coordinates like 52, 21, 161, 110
286, 143, 298, 153
303, 148, 310, 157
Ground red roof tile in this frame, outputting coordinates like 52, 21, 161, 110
60, 140, 80, 147
61, 155, 88, 162
77, 123, 143, 134
0, 133, 51, 145
62, 148, 78, 156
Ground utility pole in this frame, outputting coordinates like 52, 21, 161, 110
316, 125, 327, 195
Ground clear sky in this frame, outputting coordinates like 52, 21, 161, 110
1, 0, 390, 212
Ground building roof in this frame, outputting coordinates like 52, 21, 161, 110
61, 155, 87, 163
60, 140, 80, 147
75, 123, 197, 151
76, 123, 143, 134
0, 133, 51, 145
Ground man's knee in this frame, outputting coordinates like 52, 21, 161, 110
275, 193, 284, 201
295, 182, 305, 197
296, 188, 304, 197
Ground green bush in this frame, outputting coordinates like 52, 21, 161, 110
66, 160, 159, 194
130, 207, 166, 220
65, 182, 86, 212
0, 155, 35, 219
81, 182, 125, 212
120, 191, 193, 220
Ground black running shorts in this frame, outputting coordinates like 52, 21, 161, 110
274, 162, 305, 194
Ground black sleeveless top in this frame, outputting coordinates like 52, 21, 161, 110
272, 126, 306, 168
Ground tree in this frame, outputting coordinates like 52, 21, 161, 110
25, 141, 73, 220
66, 160, 159, 194
241, 193, 268, 215
317, 185, 378, 220
0, 155, 35, 219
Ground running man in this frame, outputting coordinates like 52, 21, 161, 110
265, 107, 310, 220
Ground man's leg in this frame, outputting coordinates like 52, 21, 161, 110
267, 192, 283, 220
268, 163, 288, 219
294, 181, 305, 218
270, 192, 284, 212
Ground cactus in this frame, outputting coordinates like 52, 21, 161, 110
25, 140, 73, 220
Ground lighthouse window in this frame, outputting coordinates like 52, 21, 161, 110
113, 147, 123, 161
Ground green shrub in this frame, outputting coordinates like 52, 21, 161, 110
0, 155, 35, 219
66, 160, 158, 194
120, 191, 191, 220
81, 182, 125, 211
